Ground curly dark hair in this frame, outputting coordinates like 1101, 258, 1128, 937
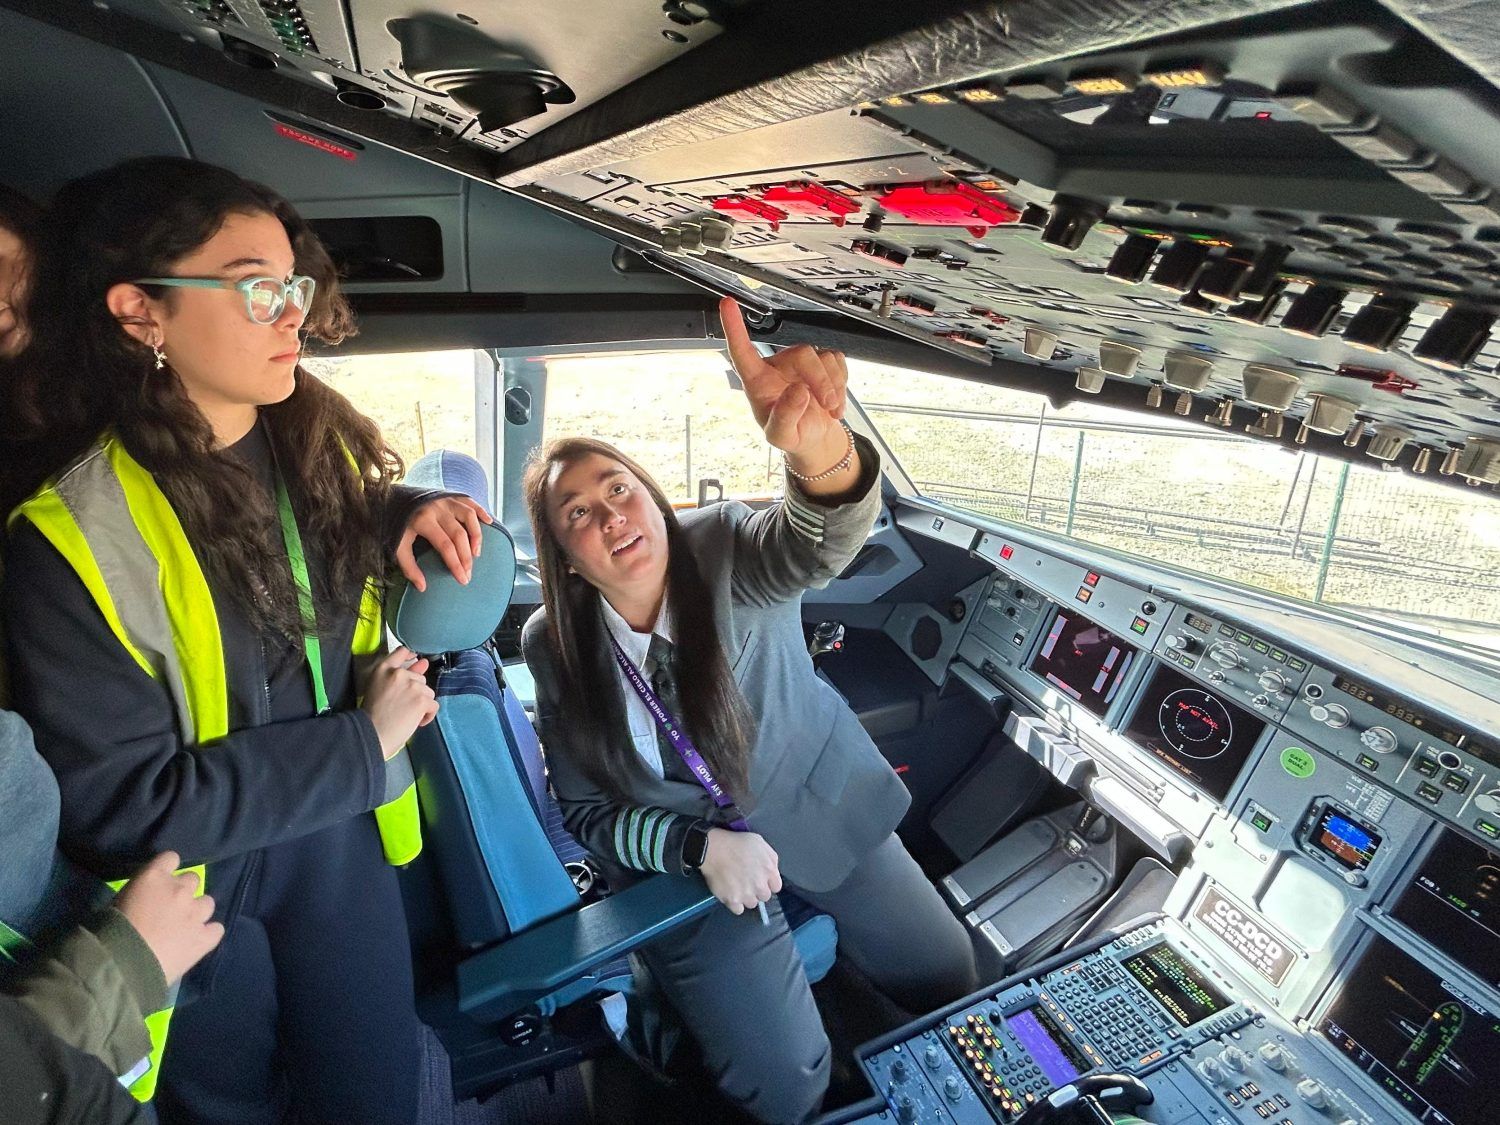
3, 157, 401, 638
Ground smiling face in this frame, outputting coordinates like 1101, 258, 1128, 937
545, 451, 671, 622
116, 209, 307, 442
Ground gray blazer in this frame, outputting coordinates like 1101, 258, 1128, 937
522, 438, 910, 893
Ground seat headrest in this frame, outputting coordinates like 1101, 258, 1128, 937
385, 450, 517, 656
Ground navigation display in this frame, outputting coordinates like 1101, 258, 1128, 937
1028, 610, 1136, 718
1004, 1006, 1088, 1087
1121, 941, 1232, 1028
1390, 830, 1500, 990
1122, 663, 1265, 801
1320, 934, 1498, 1125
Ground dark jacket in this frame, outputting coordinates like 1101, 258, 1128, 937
524, 436, 911, 893
0, 995, 148, 1125
1, 423, 444, 992
2, 708, 165, 1078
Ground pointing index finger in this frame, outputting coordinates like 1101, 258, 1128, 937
718, 297, 765, 382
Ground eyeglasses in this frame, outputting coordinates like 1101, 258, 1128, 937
130, 275, 316, 326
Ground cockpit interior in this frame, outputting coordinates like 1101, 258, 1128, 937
3, 1, 1499, 1123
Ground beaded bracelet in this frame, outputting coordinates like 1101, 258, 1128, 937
785, 420, 855, 483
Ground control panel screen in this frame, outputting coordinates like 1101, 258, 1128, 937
1307, 802, 1383, 872
1120, 941, 1232, 1028
1003, 1005, 1088, 1087
1122, 663, 1265, 801
1389, 830, 1500, 991
1028, 610, 1136, 718
1320, 933, 1498, 1125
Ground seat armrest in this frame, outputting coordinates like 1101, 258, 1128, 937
457, 874, 717, 1024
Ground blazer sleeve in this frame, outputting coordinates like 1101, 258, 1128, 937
2, 525, 391, 878
521, 615, 698, 876
726, 433, 883, 608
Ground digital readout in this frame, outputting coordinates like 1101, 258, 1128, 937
1331, 675, 1495, 765
1185, 613, 1215, 634
1310, 805, 1382, 872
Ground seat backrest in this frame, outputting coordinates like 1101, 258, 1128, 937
388, 451, 583, 950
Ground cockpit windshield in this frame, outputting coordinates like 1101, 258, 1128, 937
852, 361, 1492, 655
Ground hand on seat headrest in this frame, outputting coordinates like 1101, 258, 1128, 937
386, 451, 517, 657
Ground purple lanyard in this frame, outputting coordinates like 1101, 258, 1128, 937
610, 634, 749, 832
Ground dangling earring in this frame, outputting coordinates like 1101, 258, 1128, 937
151, 340, 166, 370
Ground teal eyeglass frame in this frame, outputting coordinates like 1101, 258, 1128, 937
131, 274, 316, 325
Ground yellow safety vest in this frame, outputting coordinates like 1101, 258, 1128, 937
11, 433, 421, 1100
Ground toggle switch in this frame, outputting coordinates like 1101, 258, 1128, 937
1040, 195, 1106, 250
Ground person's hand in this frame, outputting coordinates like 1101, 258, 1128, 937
114, 852, 224, 988
699, 828, 782, 915
396, 496, 493, 592
720, 297, 849, 468
361, 647, 438, 759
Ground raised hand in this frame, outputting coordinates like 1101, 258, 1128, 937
720, 297, 853, 479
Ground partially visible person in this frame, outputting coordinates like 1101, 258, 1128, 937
0, 182, 38, 362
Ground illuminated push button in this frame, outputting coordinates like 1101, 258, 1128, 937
1296, 1079, 1329, 1109
1257, 1042, 1288, 1071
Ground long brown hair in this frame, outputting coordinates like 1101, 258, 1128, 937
2, 158, 399, 638
523, 437, 755, 803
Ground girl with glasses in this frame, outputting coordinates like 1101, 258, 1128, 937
1, 157, 485, 1124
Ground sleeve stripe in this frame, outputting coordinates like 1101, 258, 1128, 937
611, 808, 683, 871
783, 491, 826, 542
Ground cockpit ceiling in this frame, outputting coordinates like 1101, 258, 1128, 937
12, 0, 1500, 488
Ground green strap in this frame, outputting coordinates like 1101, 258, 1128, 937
0, 917, 35, 965
273, 471, 329, 715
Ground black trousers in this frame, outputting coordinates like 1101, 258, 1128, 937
153, 814, 421, 1125
638, 833, 979, 1125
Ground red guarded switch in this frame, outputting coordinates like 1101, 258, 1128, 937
759, 182, 861, 225
875, 180, 1022, 238
709, 195, 789, 229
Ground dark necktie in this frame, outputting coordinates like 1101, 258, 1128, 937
643, 635, 694, 783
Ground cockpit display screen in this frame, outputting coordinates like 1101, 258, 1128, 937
1122, 663, 1265, 801
1390, 830, 1500, 991
1003, 1005, 1088, 1087
1028, 610, 1136, 718
1319, 933, 1498, 1124
1121, 941, 1232, 1028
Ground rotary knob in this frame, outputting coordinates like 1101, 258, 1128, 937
1257, 670, 1291, 696
1308, 702, 1350, 729
891, 1059, 909, 1083
1296, 1078, 1329, 1109
1197, 1057, 1224, 1085
1257, 1042, 1288, 1072
1360, 726, 1398, 754
1220, 1046, 1248, 1072
1475, 789, 1500, 815
1165, 633, 1196, 654
1209, 643, 1244, 670
924, 1044, 943, 1069
944, 1075, 964, 1103
895, 1094, 918, 1123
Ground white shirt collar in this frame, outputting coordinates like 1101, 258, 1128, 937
600, 594, 674, 668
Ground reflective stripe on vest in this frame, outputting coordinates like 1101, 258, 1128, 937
12, 434, 422, 1098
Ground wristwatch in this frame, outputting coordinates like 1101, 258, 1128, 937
680, 821, 711, 873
